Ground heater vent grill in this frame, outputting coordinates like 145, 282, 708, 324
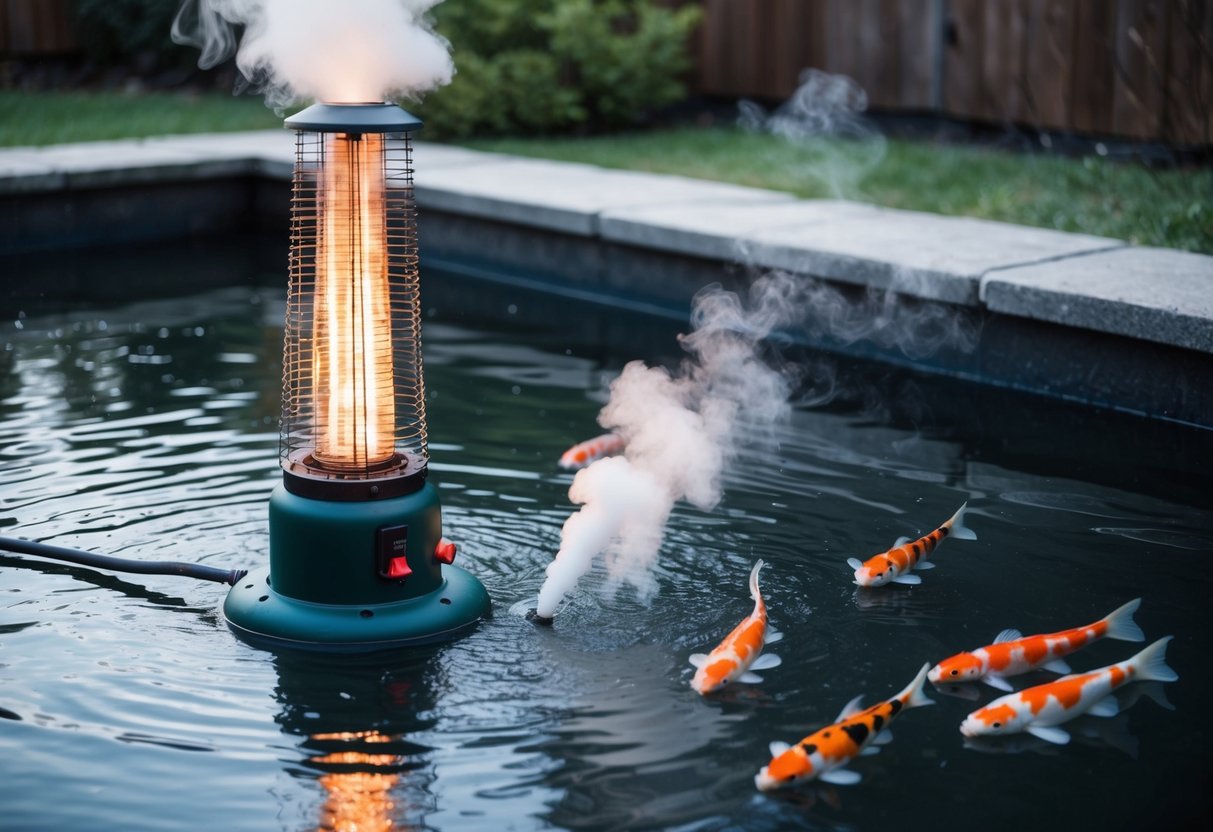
281, 129, 428, 483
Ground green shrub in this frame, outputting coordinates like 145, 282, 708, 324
73, 0, 187, 68
420, 0, 701, 138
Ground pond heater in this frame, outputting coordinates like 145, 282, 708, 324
223, 103, 490, 650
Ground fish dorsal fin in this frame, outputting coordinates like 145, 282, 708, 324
819, 768, 862, 786
916, 561, 936, 570
983, 675, 1014, 692
993, 628, 1023, 644
764, 630, 784, 645
892, 574, 922, 585
689, 653, 708, 668
846, 558, 864, 571
893, 536, 912, 548
835, 694, 865, 722
1026, 725, 1071, 745
769, 741, 791, 757
750, 653, 782, 671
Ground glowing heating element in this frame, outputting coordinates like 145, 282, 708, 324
312, 133, 395, 472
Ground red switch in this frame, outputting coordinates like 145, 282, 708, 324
434, 538, 457, 565
384, 556, 412, 579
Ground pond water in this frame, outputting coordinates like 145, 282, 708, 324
1, 233, 1211, 831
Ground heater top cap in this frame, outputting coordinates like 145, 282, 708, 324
284, 102, 422, 134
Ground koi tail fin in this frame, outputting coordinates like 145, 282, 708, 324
946, 501, 977, 541
1129, 636, 1178, 683
897, 663, 936, 709
749, 559, 765, 602
1103, 598, 1145, 642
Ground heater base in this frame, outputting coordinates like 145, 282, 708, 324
223, 564, 490, 652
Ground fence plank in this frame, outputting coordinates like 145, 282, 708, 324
1024, 0, 1078, 130
898, 0, 938, 108
1113, 0, 1171, 139
1071, 0, 1118, 134
1164, 0, 1213, 144
944, 0, 987, 118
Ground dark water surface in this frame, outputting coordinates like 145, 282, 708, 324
2, 235, 1211, 831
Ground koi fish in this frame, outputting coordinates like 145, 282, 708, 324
689, 560, 783, 694
929, 598, 1144, 692
558, 433, 624, 470
755, 663, 935, 791
959, 636, 1177, 745
848, 501, 975, 587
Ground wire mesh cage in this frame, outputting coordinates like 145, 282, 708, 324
281, 127, 428, 489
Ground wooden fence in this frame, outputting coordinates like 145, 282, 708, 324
3, 0, 1209, 144
0, 0, 77, 56
695, 0, 1213, 145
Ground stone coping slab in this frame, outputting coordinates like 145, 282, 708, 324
746, 210, 1126, 306
412, 156, 797, 237
1, 131, 1210, 355
983, 246, 1213, 353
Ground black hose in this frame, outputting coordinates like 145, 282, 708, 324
0, 536, 248, 586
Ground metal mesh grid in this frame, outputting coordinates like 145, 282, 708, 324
281, 129, 428, 479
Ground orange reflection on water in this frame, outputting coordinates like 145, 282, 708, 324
310, 731, 409, 832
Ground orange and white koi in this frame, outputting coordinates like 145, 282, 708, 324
689, 560, 783, 695
959, 636, 1177, 745
848, 501, 975, 587
755, 663, 935, 791
929, 598, 1144, 691
558, 433, 624, 470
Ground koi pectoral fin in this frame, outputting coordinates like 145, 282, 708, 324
764, 630, 784, 645
983, 675, 1014, 692
872, 729, 894, 746
1027, 725, 1071, 745
860, 745, 882, 756
892, 574, 922, 585
750, 653, 782, 671
689, 653, 708, 668
737, 672, 764, 684
1088, 697, 1120, 718
846, 558, 864, 571
819, 768, 862, 786
1041, 658, 1072, 675
769, 741, 792, 757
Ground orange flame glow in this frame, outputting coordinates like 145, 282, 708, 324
312, 133, 396, 472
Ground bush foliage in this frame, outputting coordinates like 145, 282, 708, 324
67, 1, 699, 138
73, 0, 186, 68
419, 0, 701, 138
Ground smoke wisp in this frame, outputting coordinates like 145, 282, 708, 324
173, 0, 453, 110
738, 68, 887, 198
535, 273, 804, 618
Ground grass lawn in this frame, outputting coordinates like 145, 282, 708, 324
2, 91, 1209, 253
0, 90, 281, 146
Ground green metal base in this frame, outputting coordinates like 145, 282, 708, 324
224, 563, 491, 652
224, 480, 491, 652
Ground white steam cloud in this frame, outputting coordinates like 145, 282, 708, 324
738, 68, 887, 198
173, 0, 453, 109
535, 274, 801, 619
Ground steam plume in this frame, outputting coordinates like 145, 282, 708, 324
173, 1, 453, 109
738, 68, 886, 198
535, 274, 801, 619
